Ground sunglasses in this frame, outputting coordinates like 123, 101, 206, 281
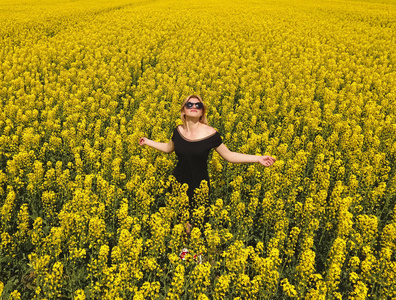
185, 102, 204, 109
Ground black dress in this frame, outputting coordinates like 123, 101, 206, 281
171, 125, 223, 204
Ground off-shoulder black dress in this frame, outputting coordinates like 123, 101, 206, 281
171, 125, 223, 204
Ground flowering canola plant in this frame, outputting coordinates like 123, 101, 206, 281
0, 0, 396, 298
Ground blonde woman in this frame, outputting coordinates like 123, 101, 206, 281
139, 95, 276, 231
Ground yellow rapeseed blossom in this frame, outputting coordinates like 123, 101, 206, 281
326, 238, 347, 297
166, 264, 185, 300
214, 275, 231, 300
280, 278, 297, 298
9, 290, 21, 300
74, 289, 86, 300
190, 262, 211, 295
1, 0, 395, 298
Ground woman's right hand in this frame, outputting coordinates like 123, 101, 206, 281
139, 137, 148, 146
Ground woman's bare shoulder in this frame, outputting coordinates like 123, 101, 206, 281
201, 124, 217, 134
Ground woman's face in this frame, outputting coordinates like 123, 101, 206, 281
184, 97, 203, 119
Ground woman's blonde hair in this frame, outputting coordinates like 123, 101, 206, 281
180, 95, 208, 126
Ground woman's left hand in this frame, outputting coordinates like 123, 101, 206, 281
258, 155, 276, 167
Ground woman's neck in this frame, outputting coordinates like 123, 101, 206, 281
184, 118, 201, 133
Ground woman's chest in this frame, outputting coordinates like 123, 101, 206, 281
174, 138, 212, 156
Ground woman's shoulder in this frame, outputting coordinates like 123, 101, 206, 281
201, 124, 217, 135
172, 126, 181, 139
175, 125, 183, 134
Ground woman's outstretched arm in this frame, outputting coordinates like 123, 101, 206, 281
139, 137, 175, 154
215, 144, 276, 166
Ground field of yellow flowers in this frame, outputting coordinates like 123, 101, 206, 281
1, 0, 396, 298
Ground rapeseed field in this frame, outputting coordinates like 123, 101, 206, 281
1, 0, 395, 298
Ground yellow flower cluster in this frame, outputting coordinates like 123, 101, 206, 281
1, 0, 395, 298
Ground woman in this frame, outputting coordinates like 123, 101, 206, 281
139, 95, 276, 232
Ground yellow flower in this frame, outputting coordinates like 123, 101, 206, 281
326, 238, 347, 295
190, 262, 211, 295
296, 248, 316, 288
285, 227, 300, 261
280, 278, 297, 298
1, 186, 16, 228
349, 280, 368, 300
74, 289, 86, 300
9, 290, 21, 300
214, 275, 231, 300
166, 264, 185, 300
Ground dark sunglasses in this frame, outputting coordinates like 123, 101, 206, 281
185, 102, 204, 109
